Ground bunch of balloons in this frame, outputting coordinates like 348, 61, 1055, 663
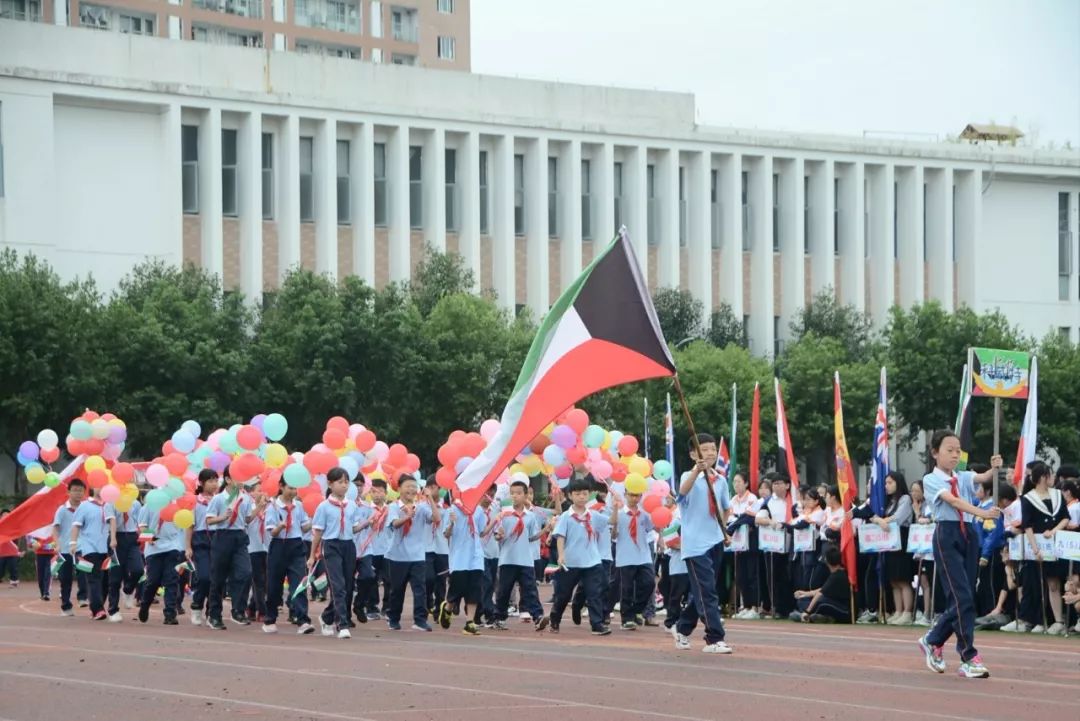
17, 410, 129, 491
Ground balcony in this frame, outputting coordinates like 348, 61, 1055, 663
192, 0, 263, 20
0, 0, 41, 21
295, 0, 361, 33
391, 5, 418, 43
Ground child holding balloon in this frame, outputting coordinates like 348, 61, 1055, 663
262, 478, 314, 635
186, 469, 219, 627
205, 466, 261, 630
69, 485, 117, 620
610, 486, 657, 630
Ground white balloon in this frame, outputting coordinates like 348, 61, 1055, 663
36, 429, 59, 451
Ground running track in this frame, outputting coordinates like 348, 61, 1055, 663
0, 589, 1077, 721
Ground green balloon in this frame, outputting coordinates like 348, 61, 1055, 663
283, 464, 311, 489
583, 425, 606, 449
264, 413, 288, 442
165, 477, 186, 499
145, 488, 170, 511
43, 472, 61, 488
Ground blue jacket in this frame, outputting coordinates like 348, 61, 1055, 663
975, 501, 1006, 561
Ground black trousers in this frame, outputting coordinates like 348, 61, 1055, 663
573, 558, 614, 617
551, 564, 605, 631
494, 564, 544, 621
425, 552, 448, 612
208, 530, 251, 622
619, 564, 655, 622
319, 539, 355, 629
265, 538, 309, 625
447, 569, 484, 623
975, 554, 1005, 617
246, 550, 268, 619
764, 552, 794, 616
107, 533, 143, 615
189, 531, 213, 611
141, 551, 179, 619
926, 522, 980, 663
797, 595, 850, 622
734, 550, 760, 608
57, 553, 88, 610
35, 555, 51, 597
663, 574, 689, 628
481, 557, 498, 621
387, 559, 427, 626
353, 554, 376, 615
1018, 559, 1062, 627
78, 552, 108, 614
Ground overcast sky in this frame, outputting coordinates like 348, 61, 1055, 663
471, 0, 1080, 147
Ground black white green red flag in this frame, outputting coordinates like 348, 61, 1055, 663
453, 230, 676, 512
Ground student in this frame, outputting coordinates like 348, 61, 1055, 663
610, 488, 655, 630
756, 474, 794, 619
792, 546, 851, 623
69, 485, 117, 620
245, 488, 270, 624
52, 479, 89, 615
872, 472, 915, 625
754, 477, 773, 617
917, 429, 1001, 680
27, 526, 56, 601
478, 488, 500, 626
1017, 461, 1070, 635
1064, 480, 1080, 530
355, 479, 391, 620
492, 480, 550, 631
307, 468, 362, 639
796, 487, 826, 592
909, 480, 937, 626
205, 466, 262, 630
350, 483, 375, 623
186, 469, 219, 627
548, 475, 610, 635
571, 482, 613, 625
974, 484, 1017, 630
727, 472, 761, 619
262, 479, 314, 635
662, 506, 690, 631
107, 494, 143, 618
438, 498, 488, 635
137, 499, 182, 625
0, 511, 19, 587
425, 484, 450, 620
385, 475, 441, 632
673, 434, 733, 654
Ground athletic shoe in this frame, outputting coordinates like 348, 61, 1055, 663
412, 622, 433, 632
298, 622, 315, 635
61, 608, 75, 617
42, 595, 50, 602
548, 623, 560, 634
914, 616, 931, 627
190, 609, 204, 626
91, 610, 107, 621
137, 605, 150, 623
807, 614, 834, 624
644, 617, 660, 627
437, 601, 452, 630
788, 611, 804, 622
702, 641, 733, 654
519, 611, 531, 620
107, 612, 123, 623
262, 623, 278, 634
613, 602, 621, 611
856, 610, 878, 625
621, 621, 637, 630
734, 609, 750, 619
1046, 622, 1065, 636
507, 604, 517, 616
1073, 619, 1080, 634
493, 620, 510, 630
674, 632, 691, 650
534, 616, 550, 632
387, 621, 402, 631
591, 626, 612, 636
163, 616, 179, 626
918, 635, 946, 674
9, 579, 18, 587
1031, 624, 1046, 633
319, 619, 335, 636
743, 609, 762, 620
230, 611, 251, 626
208, 617, 227, 630
123, 594, 134, 610
337, 627, 351, 639
957, 655, 989, 678
571, 605, 582, 626
78, 600, 89, 608
462, 621, 481, 636
888, 612, 914, 626
366, 612, 382, 622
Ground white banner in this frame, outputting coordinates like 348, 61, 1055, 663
793, 527, 816, 553
724, 525, 749, 553
1054, 530, 1080, 563
907, 523, 935, 556
758, 527, 788, 554
858, 522, 902, 553
1008, 534, 1025, 562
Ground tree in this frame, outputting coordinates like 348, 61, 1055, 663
790, 288, 875, 358
652, 288, 704, 345
706, 302, 746, 349
1033, 332, 1080, 464
409, 245, 476, 317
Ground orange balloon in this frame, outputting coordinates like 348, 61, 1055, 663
642, 494, 662, 513
176, 494, 196, 511
163, 453, 187, 477
86, 469, 108, 490
112, 462, 135, 484
323, 428, 347, 450
160, 503, 179, 523
302, 493, 320, 516
236, 425, 263, 451
355, 430, 376, 453
40, 446, 60, 464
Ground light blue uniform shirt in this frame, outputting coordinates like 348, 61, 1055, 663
207, 491, 255, 531
480, 505, 500, 560
447, 505, 485, 572
553, 508, 606, 569
194, 496, 214, 532
923, 468, 977, 523
265, 499, 307, 541
311, 498, 357, 542
386, 501, 434, 563
139, 505, 182, 557
497, 509, 541, 567
668, 546, 687, 575
533, 507, 555, 561
246, 509, 270, 553
677, 471, 731, 559
614, 508, 655, 567
71, 499, 114, 555
352, 504, 373, 557
431, 507, 450, 555
365, 504, 392, 557
115, 500, 142, 533
53, 501, 80, 554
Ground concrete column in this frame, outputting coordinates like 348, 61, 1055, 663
838, 162, 866, 310
718, 152, 743, 317
525, 136, 550, 316
350, 122, 375, 285
459, 130, 481, 292
238, 110, 263, 302
809, 159, 836, 295
278, 114, 302, 279
626, 145, 649, 276
688, 150, 711, 312
896, 165, 924, 307
388, 123, 410, 283
162, 103, 183, 265
748, 156, 774, 357
780, 157, 806, 341
954, 169, 981, 309
423, 127, 446, 252
657, 148, 679, 288
53, 0, 67, 25
559, 139, 583, 289
868, 164, 895, 326
595, 141, 615, 244
492, 134, 515, 311
314, 118, 338, 280
926, 167, 954, 309
198, 107, 223, 278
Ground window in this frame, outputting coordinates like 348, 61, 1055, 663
581, 159, 592, 240
1059, 327, 1072, 341
437, 36, 455, 60
221, 129, 238, 217
613, 161, 624, 232
514, 154, 524, 235
409, 145, 422, 229
710, 169, 720, 249
374, 142, 387, 226
479, 150, 489, 234
893, 181, 898, 259
804, 175, 810, 254
0, 101, 5, 199
390, 53, 416, 66
548, 156, 558, 237
834, 177, 840, 256
0, 0, 41, 21
337, 139, 350, 224
741, 170, 750, 250
678, 166, 687, 247
773, 316, 782, 358
79, 3, 154, 34
191, 23, 263, 47
445, 148, 457, 231
646, 164, 656, 245
951, 184, 957, 262
437, 0, 454, 12
772, 172, 780, 252
1060, 192, 1072, 301
864, 177, 871, 258
261, 133, 273, 220
742, 314, 750, 347
193, 0, 263, 18
390, 5, 418, 42
299, 136, 314, 222
296, 42, 360, 59
181, 124, 198, 214
295, 0, 360, 33
922, 182, 928, 259
370, 0, 382, 37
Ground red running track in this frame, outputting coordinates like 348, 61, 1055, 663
0, 588, 1077, 721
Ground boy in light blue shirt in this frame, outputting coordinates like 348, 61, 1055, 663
136, 502, 182, 625
612, 490, 655, 630
425, 485, 450, 622
354, 479, 391, 621
547, 476, 611, 636
437, 500, 489, 635
204, 467, 263, 630
69, 487, 116, 620
52, 480, 88, 615
478, 488, 500, 626
385, 475, 441, 631
108, 497, 143, 619
245, 488, 271, 624
492, 480, 550, 631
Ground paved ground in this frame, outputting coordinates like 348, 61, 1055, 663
0, 587, 1078, 721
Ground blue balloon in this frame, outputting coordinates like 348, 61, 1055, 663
181, 419, 202, 439
339, 457, 360, 481
542, 444, 566, 467
345, 481, 359, 502
652, 459, 674, 481
583, 425, 606, 449
263, 413, 288, 442
172, 430, 196, 454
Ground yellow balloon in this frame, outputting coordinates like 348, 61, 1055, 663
265, 443, 288, 468
345, 438, 356, 450
600, 432, 611, 450
26, 465, 46, 484
113, 496, 134, 513
84, 455, 106, 473
521, 455, 542, 475
543, 422, 555, 436
510, 463, 525, 476
625, 473, 647, 495
122, 483, 140, 499
173, 509, 194, 530
387, 489, 400, 501
629, 456, 651, 478
370, 470, 386, 481
108, 418, 126, 429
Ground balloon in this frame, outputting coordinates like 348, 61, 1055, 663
43, 472, 61, 488
231, 453, 266, 482
260, 469, 281, 497
236, 425, 263, 451
173, 509, 194, 530
355, 430, 376, 453
555, 476, 570, 490
160, 503, 179, 523
564, 408, 589, 435
629, 456, 652, 478
434, 466, 456, 489
583, 425, 606, 449
263, 413, 288, 441
550, 425, 577, 450
113, 495, 134, 513
302, 493, 320, 516
650, 506, 673, 530
265, 443, 288, 468
642, 494, 662, 513
99, 484, 121, 504
565, 446, 587, 466
36, 429, 59, 451
652, 459, 674, 481
388, 443, 408, 466
70, 419, 93, 440
323, 428, 347, 450
90, 418, 111, 440
339, 456, 360, 481
542, 444, 566, 467
345, 481, 358, 502
181, 419, 202, 439
404, 453, 420, 473
650, 480, 671, 497
122, 483, 139, 499
107, 424, 127, 445
208, 451, 230, 473
25, 464, 45, 484
528, 434, 549, 456
479, 419, 501, 441
371, 441, 389, 463
144, 488, 169, 511
624, 473, 647, 495
176, 493, 197, 510
146, 463, 169, 488
326, 415, 349, 433
520, 455, 543, 476
163, 453, 188, 477
554, 463, 572, 479
102, 444, 122, 462
593, 460, 613, 480
83, 455, 106, 473
454, 456, 474, 474
171, 430, 196, 454
40, 446, 60, 464
284, 464, 312, 488
607, 431, 623, 452
165, 477, 186, 499
86, 469, 108, 489
19, 440, 40, 461
617, 436, 639, 457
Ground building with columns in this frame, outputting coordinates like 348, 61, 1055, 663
1, 21, 1079, 357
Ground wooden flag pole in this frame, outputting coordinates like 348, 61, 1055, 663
673, 374, 729, 540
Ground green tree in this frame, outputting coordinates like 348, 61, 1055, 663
1034, 332, 1080, 463
652, 288, 704, 345
408, 245, 477, 317
790, 288, 875, 357
706, 302, 746, 349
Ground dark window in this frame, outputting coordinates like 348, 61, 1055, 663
261, 132, 273, 220
299, 136, 314, 222
514, 153, 524, 235
337, 139, 350, 224
409, 145, 422, 229
182, 124, 199, 213
479, 149, 488, 234
374, 142, 387, 226
221, 129, 238, 216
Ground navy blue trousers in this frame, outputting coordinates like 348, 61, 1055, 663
926, 521, 979, 662
677, 544, 727, 644
265, 538, 309, 625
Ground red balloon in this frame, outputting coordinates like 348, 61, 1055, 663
437, 442, 457, 467
326, 416, 349, 434
322, 428, 347, 450
161, 440, 177, 456
160, 503, 178, 523
529, 435, 549, 455
565, 446, 587, 466
650, 506, 673, 530
361, 459, 379, 475
86, 469, 108, 490
237, 424, 263, 451
81, 410, 100, 422
163, 453, 187, 477
298, 482, 321, 498
260, 468, 282, 497
642, 495, 662, 513
101, 413, 116, 422
610, 462, 628, 482
111, 462, 134, 484
355, 430, 376, 453
176, 494, 196, 511
564, 408, 589, 435
40, 446, 60, 464
404, 453, 421, 473
302, 493, 320, 516
84, 438, 105, 456
617, 436, 639, 457
387, 443, 407, 465
448, 429, 466, 442
231, 452, 265, 482
464, 433, 486, 458
67, 438, 85, 456
435, 466, 456, 489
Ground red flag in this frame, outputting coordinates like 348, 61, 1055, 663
749, 382, 761, 495
774, 377, 799, 522
834, 373, 858, 590
0, 455, 87, 544
1012, 356, 1038, 489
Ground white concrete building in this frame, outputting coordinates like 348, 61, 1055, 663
1, 20, 1079, 357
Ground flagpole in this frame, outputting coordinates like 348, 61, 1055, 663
673, 374, 728, 536
993, 397, 1001, 505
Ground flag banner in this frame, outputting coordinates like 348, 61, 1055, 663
0, 454, 87, 544
774, 377, 800, 521
870, 367, 889, 517
544, 563, 560, 577
137, 572, 147, 584
312, 574, 328, 592
50, 555, 66, 577
758, 527, 788, 554
138, 530, 154, 543
723, 525, 748, 553
661, 522, 681, 549
291, 574, 311, 599
664, 393, 675, 475
1012, 356, 1038, 488
749, 383, 760, 494
643, 397, 650, 459
74, 556, 94, 573
175, 560, 194, 575
907, 524, 935, 555
970, 348, 1031, 399
857, 523, 902, 553
101, 556, 112, 571
716, 437, 730, 483
833, 372, 858, 590
453, 230, 676, 512
955, 363, 974, 472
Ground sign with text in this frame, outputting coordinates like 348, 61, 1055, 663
859, 522, 902, 553
970, 348, 1031, 399
907, 523, 935, 555
1032, 533, 1057, 561
758, 526, 788, 554
1008, 534, 1025, 561
793, 527, 816, 553
724, 525, 749, 553
1054, 530, 1080, 562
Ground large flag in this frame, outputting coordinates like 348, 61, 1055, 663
1012, 355, 1038, 488
774, 377, 799, 522
453, 231, 677, 511
869, 367, 889, 518
716, 437, 731, 492
955, 363, 974, 472
834, 372, 859, 590
729, 383, 738, 478
664, 393, 676, 475
749, 382, 761, 495
0, 455, 87, 544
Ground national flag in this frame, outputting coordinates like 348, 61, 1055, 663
729, 383, 738, 480
0, 455, 87, 544
291, 574, 311, 599
101, 556, 112, 572
716, 437, 730, 480
454, 230, 677, 511
175, 560, 194, 575
74, 556, 94, 573
774, 377, 800, 522
544, 563, 560, 577
663, 393, 675, 473
50, 555, 66, 577
833, 372, 859, 590
869, 367, 889, 518
749, 382, 761, 495
661, 522, 681, 549
312, 573, 328, 592
1013, 355, 1038, 488
138, 529, 155, 544
955, 363, 974, 472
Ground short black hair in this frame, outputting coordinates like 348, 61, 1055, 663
930, 429, 958, 452
824, 546, 842, 567
979, 479, 994, 496
773, 474, 790, 486
1030, 461, 1052, 486
397, 474, 418, 487
370, 478, 388, 491
566, 477, 592, 494
1060, 480, 1079, 499
69, 479, 86, 490
1056, 465, 1079, 480
999, 484, 1018, 502
326, 467, 348, 483
688, 433, 716, 452
510, 480, 529, 492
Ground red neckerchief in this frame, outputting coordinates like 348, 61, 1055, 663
91, 498, 106, 525
371, 504, 388, 532
628, 509, 640, 544
227, 492, 244, 527
328, 498, 348, 536
282, 501, 294, 536
453, 501, 477, 537
399, 501, 413, 537
122, 511, 128, 529
510, 510, 526, 539
948, 474, 967, 539
571, 511, 596, 541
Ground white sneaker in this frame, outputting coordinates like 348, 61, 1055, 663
190, 610, 204, 626
519, 611, 531, 620
702, 641, 733, 654
1031, 624, 1046, 634
61, 608, 75, 617
122, 594, 134, 610
888, 612, 914, 626
669, 625, 679, 640
1000, 620, 1030, 633
107, 612, 123, 623
674, 632, 691, 650
613, 602, 621, 611
1046, 622, 1065, 636
337, 628, 351, 639
298, 623, 315, 635
914, 614, 931, 627
262, 623, 278, 634
741, 609, 761, 620
320, 619, 335, 637
1073, 619, 1080, 634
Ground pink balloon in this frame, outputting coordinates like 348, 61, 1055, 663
348, 424, 365, 440
312, 443, 330, 454
593, 460, 613, 480
495, 469, 511, 485
372, 441, 389, 463
650, 480, 671, 497
206, 429, 226, 451
99, 484, 121, 504
586, 448, 602, 462
101, 444, 122, 461
480, 419, 501, 442
146, 463, 169, 488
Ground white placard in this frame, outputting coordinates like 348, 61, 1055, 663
1054, 530, 1080, 563
858, 522, 902, 553
793, 527, 816, 553
724, 525, 749, 553
1007, 534, 1025, 562
1031, 533, 1057, 562
758, 526, 788, 553
907, 523, 935, 556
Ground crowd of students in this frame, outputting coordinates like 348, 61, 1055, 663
6, 431, 1079, 668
